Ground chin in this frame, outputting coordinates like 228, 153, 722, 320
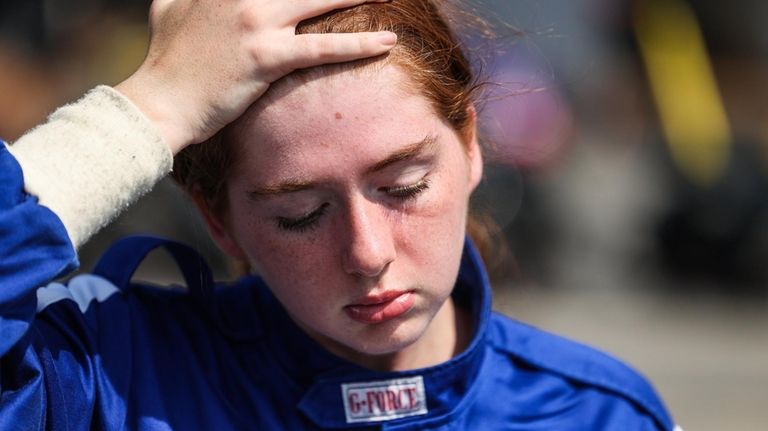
344, 317, 428, 357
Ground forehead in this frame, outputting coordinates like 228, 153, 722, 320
227, 64, 447, 178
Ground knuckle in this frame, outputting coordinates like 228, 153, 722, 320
357, 35, 369, 52
249, 39, 273, 64
311, 37, 336, 59
237, 6, 264, 31
250, 38, 291, 78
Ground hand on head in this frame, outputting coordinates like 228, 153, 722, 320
116, 0, 396, 154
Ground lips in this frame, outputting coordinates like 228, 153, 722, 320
344, 291, 415, 324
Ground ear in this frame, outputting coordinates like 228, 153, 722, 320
191, 192, 248, 260
464, 105, 484, 192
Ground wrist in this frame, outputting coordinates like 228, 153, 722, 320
8, 85, 172, 247
115, 74, 193, 154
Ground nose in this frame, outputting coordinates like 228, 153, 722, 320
341, 198, 396, 278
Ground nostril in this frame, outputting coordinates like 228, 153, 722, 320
342, 230, 396, 278
342, 244, 394, 278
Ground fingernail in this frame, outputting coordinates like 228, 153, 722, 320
378, 31, 397, 46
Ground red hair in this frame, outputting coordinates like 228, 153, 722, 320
172, 0, 506, 271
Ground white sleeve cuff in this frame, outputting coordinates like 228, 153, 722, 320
7, 85, 173, 248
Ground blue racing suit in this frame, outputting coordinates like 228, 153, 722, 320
0, 142, 678, 430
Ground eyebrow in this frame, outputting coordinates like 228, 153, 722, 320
249, 134, 439, 198
364, 134, 438, 175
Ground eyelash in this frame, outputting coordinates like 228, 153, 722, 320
277, 203, 329, 233
382, 178, 431, 200
276, 179, 431, 233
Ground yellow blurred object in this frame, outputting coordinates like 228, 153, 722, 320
89, 18, 149, 85
635, 0, 731, 186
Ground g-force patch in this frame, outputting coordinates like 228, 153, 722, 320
341, 376, 428, 423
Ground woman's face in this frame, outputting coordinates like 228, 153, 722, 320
207, 64, 482, 359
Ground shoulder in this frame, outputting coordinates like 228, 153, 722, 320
36, 273, 191, 314
36, 274, 123, 314
484, 312, 676, 430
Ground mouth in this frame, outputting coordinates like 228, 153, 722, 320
344, 291, 415, 324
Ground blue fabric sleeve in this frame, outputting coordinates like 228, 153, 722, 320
0, 141, 78, 356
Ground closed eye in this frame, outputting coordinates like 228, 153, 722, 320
276, 203, 329, 232
382, 178, 430, 200
275, 179, 430, 233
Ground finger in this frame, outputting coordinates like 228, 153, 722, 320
284, 0, 391, 24
284, 31, 397, 71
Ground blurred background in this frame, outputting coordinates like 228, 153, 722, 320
2, 0, 767, 428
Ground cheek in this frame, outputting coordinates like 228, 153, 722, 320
239, 228, 345, 326
225, 201, 337, 295
251, 231, 334, 288
237, 226, 352, 328
396, 168, 471, 276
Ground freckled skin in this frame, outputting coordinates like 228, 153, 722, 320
207, 65, 482, 371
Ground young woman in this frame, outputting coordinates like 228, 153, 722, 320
1, 0, 681, 429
